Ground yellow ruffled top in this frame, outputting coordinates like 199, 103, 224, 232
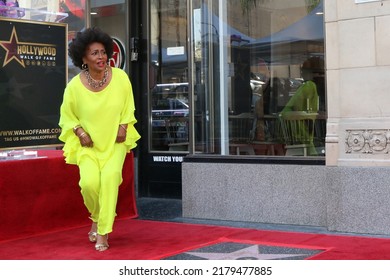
58, 67, 141, 167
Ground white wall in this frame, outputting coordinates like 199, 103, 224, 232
325, 0, 390, 166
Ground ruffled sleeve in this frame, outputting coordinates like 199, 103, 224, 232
117, 72, 141, 152
58, 79, 81, 164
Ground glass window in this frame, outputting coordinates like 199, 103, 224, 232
60, 0, 87, 80
150, 0, 189, 152
192, 0, 325, 157
20, 1, 127, 79
8, 0, 80, 30
16, 1, 86, 80
6, 0, 69, 22
90, 0, 127, 71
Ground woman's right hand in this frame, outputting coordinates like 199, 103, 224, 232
76, 129, 94, 147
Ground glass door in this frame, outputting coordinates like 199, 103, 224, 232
139, 0, 189, 198
149, 0, 189, 153
191, 0, 227, 154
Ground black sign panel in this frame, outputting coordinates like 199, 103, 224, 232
0, 18, 67, 149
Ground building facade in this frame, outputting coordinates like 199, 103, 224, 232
6, 0, 390, 235
183, 0, 390, 236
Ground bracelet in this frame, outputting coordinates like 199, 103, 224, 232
120, 124, 127, 131
78, 132, 87, 138
73, 125, 81, 134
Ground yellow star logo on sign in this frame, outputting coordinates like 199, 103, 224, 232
0, 26, 25, 68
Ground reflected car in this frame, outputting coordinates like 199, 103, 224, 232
152, 98, 189, 118
152, 98, 190, 126
152, 98, 189, 143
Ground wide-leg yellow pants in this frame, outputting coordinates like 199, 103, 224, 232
78, 143, 127, 235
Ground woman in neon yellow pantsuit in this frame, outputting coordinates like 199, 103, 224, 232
59, 27, 140, 252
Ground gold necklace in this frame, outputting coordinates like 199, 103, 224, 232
84, 67, 108, 89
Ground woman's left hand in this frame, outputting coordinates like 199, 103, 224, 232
116, 125, 127, 143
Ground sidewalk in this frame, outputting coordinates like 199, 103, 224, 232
136, 197, 390, 239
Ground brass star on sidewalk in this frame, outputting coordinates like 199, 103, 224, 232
186, 245, 309, 260
0, 26, 25, 68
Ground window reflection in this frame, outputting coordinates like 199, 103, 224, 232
193, 0, 325, 157
150, 0, 189, 152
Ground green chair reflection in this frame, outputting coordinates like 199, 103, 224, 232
278, 111, 318, 156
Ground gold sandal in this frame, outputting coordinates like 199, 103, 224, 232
95, 242, 109, 251
88, 231, 97, 243
95, 234, 109, 251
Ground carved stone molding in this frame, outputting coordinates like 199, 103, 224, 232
345, 129, 390, 154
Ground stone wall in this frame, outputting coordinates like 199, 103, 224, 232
325, 0, 390, 166
183, 161, 390, 235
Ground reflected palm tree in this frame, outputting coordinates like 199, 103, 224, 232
240, 0, 257, 14
306, 0, 321, 12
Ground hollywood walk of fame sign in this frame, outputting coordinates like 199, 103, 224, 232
0, 18, 67, 149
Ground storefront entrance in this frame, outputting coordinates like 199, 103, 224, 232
138, 0, 189, 198
138, 0, 325, 198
